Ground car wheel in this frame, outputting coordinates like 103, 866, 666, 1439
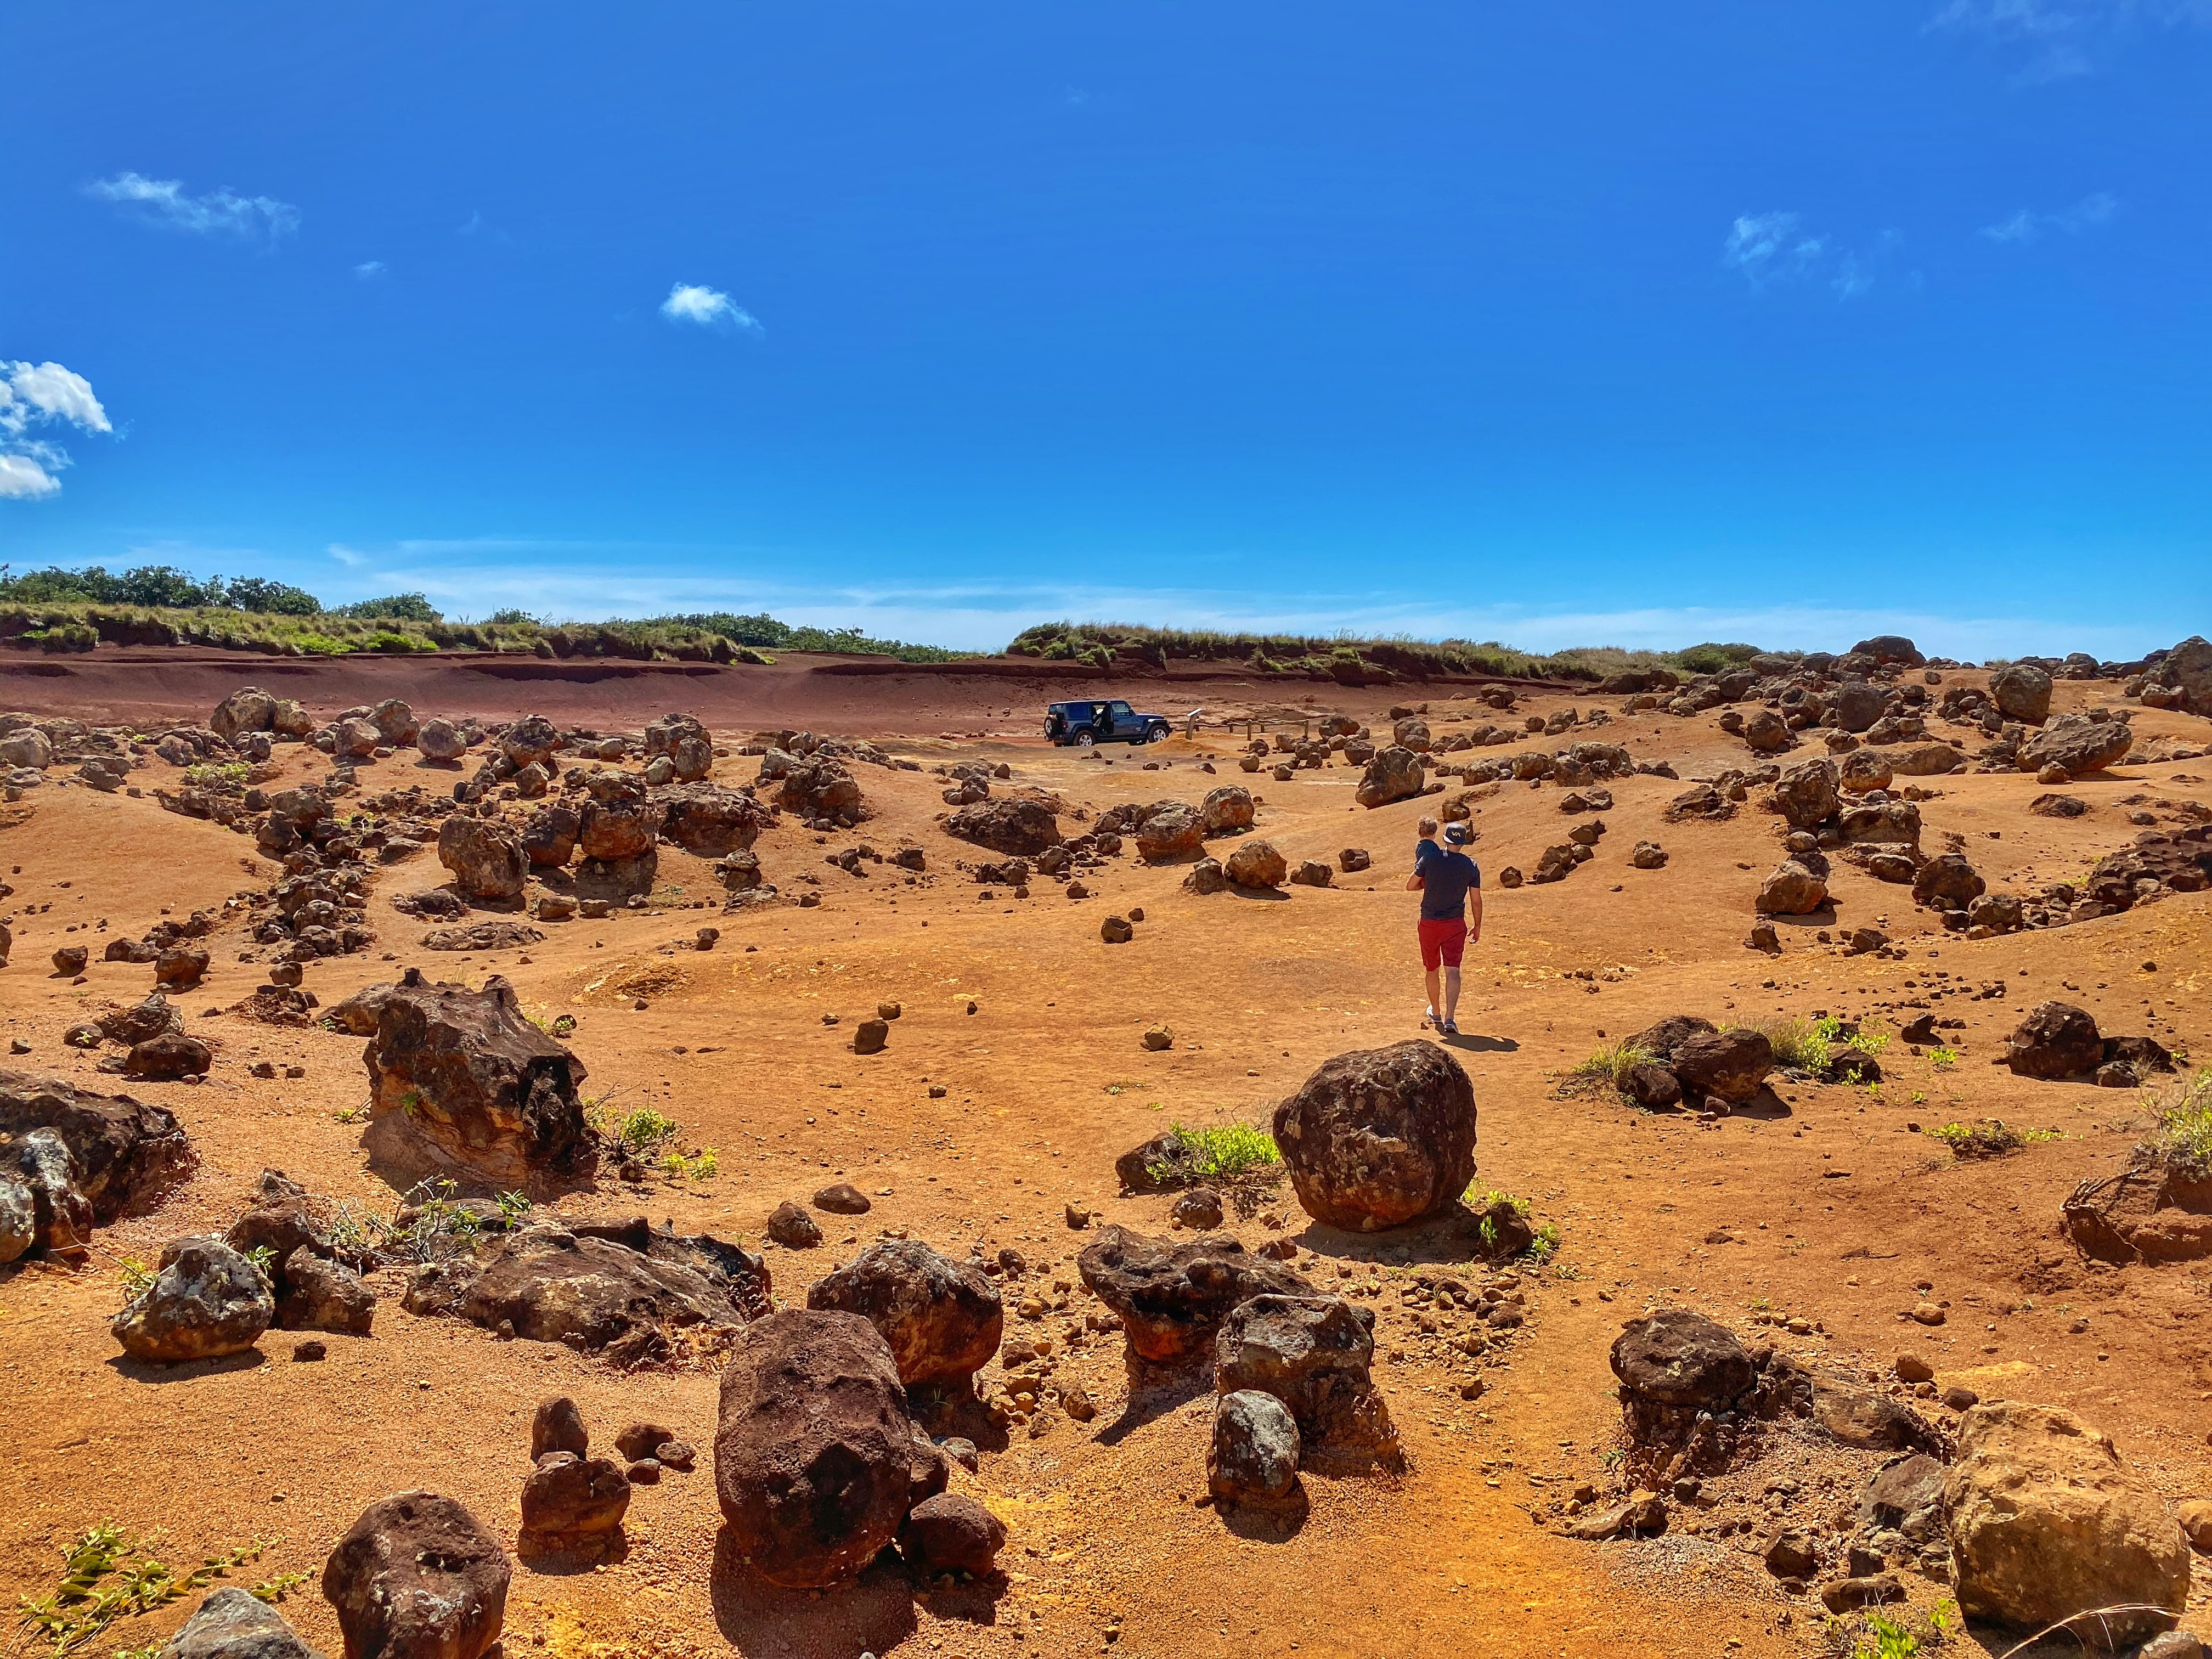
1148, 724, 1169, 743
1076, 731, 1096, 748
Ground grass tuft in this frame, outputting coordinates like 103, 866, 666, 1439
1572, 1040, 1654, 1089
1926, 1120, 2061, 1159
2153, 1069, 2212, 1168
1156, 1122, 1280, 1182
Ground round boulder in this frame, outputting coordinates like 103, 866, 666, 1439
322, 1492, 510, 1659
1990, 663, 2054, 725
520, 1453, 630, 1552
804, 1238, 1003, 1387
1198, 786, 1255, 835
1223, 840, 1288, 890
1133, 804, 1204, 861
713, 1310, 917, 1589
1209, 1390, 1302, 1508
2005, 1000, 2104, 1079
899, 1493, 1006, 1577
1609, 1308, 1754, 1408
111, 1237, 274, 1363
1271, 1041, 1478, 1231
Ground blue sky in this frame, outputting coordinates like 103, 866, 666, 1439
4, 1, 2208, 655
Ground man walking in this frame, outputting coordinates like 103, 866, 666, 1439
1407, 817, 1482, 1036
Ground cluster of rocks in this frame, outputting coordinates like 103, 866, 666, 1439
521, 1396, 695, 1556
63, 989, 213, 1080
1608, 1016, 1778, 1111
2126, 635, 2212, 717
2005, 1000, 2176, 1089
0, 1071, 192, 1266
0, 712, 145, 797
2064, 1093, 2212, 1265
1497, 815, 1610, 890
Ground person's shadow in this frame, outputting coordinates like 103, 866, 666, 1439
1441, 1032, 1517, 1054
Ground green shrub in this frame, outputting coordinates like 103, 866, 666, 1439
1926, 1120, 2060, 1159
1154, 1122, 1280, 1182
1572, 1039, 1654, 1088
2154, 1070, 2212, 1167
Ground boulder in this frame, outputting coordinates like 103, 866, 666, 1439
804, 1238, 1003, 1388
1183, 857, 1227, 894
0, 1179, 33, 1264
1133, 804, 1204, 861
1610, 1309, 1754, 1408
1773, 759, 1839, 828
531, 1396, 589, 1460
776, 756, 864, 821
1810, 1379, 1936, 1452
1838, 800, 1922, 848
1272, 1041, 1477, 1231
1209, 1390, 1302, 1508
814, 1182, 872, 1215
1339, 848, 1372, 873
1838, 748, 1894, 793
1621, 1062, 1683, 1109
13, 1128, 94, 1254
899, 1493, 1006, 1577
519, 1453, 630, 1553
322, 1492, 510, 1659
662, 788, 769, 857
1742, 710, 1793, 753
1223, 840, 1288, 889
276, 1247, 375, 1335
416, 718, 467, 763
1945, 1401, 2189, 1647
1857, 1452, 1945, 1534
946, 798, 1060, 856
2005, 1001, 2104, 1080
578, 794, 658, 862
1991, 663, 2054, 725
1669, 1029, 1774, 1104
1830, 681, 1887, 732
1076, 1226, 1313, 1367
1911, 853, 1984, 912
519, 804, 580, 868
643, 713, 714, 782
2158, 635, 2212, 716
1355, 746, 1425, 810
125, 1032, 212, 1081
714, 1309, 916, 1589
98, 991, 184, 1047
111, 1236, 274, 1363
766, 1200, 822, 1248
0, 1070, 193, 1222
2021, 714, 2133, 776
1756, 861, 1829, 915
210, 687, 278, 743
436, 817, 528, 904
154, 946, 210, 992
370, 699, 420, 747
1199, 786, 1255, 834
160, 1588, 324, 1659
1214, 1293, 1398, 1466
500, 715, 562, 770
360, 972, 594, 1191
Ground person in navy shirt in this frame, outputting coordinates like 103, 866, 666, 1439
1406, 816, 1482, 1036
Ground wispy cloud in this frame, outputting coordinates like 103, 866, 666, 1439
659, 282, 764, 335
87, 172, 298, 245
456, 209, 511, 244
1724, 213, 1898, 300
1931, 0, 2212, 83
0, 360, 114, 500
1980, 190, 2120, 243
353, 260, 388, 280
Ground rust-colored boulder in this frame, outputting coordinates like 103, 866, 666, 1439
1076, 1226, 1312, 1366
436, 817, 528, 903
946, 798, 1060, 856
322, 1492, 510, 1659
804, 1238, 1003, 1388
1271, 1041, 1477, 1231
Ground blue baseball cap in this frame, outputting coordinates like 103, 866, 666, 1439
1443, 822, 1471, 845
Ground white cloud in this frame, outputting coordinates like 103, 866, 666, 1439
0, 360, 112, 501
660, 282, 764, 334
1980, 190, 2120, 242
1931, 0, 2211, 82
87, 172, 298, 244
1724, 213, 1895, 300
354, 260, 388, 280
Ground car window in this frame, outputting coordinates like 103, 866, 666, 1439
1110, 702, 1133, 716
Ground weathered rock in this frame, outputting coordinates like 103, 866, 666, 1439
1946, 1401, 2189, 1647
436, 817, 528, 903
643, 713, 714, 782
1838, 748, 1894, 793
0, 1071, 193, 1221
1199, 786, 1256, 834
121, 1032, 212, 1081
322, 1492, 511, 1659
805, 1238, 1003, 1387
1810, 1379, 1936, 1452
1621, 1061, 1683, 1109
13, 1128, 94, 1254
578, 794, 658, 862
2005, 1001, 2104, 1080
1830, 681, 1887, 732
531, 1396, 589, 1459
1989, 662, 2054, 725
2021, 714, 2134, 777
1076, 1226, 1313, 1367
520, 1453, 630, 1552
946, 798, 1060, 856
1838, 800, 1922, 848
369, 699, 420, 747
1209, 1390, 1302, 1508
111, 1237, 274, 1363
1133, 804, 1204, 861
1272, 1042, 1476, 1232
98, 991, 184, 1047
1757, 860, 1829, 915
1774, 760, 1838, 827
160, 1588, 324, 1659
0, 1178, 33, 1264
1629, 840, 1667, 869
714, 1309, 916, 1589
1858, 1453, 1945, 1534
1912, 852, 1985, 911
211, 688, 278, 743
500, 715, 563, 770
814, 1182, 872, 1215
899, 1493, 1006, 1577
1183, 857, 1227, 894
1214, 1294, 1398, 1467
1355, 746, 1425, 810
1669, 1029, 1774, 1105
662, 788, 769, 857
519, 804, 580, 868
420, 922, 545, 953
776, 756, 864, 821
360, 972, 594, 1191
1339, 848, 1372, 873
1610, 1309, 1754, 1408
277, 1246, 375, 1335
416, 718, 466, 763
1223, 840, 1288, 889
766, 1200, 823, 1247
154, 946, 210, 991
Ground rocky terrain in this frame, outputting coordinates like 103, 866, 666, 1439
2, 634, 2210, 1659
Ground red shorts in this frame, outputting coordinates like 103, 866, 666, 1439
1418, 918, 1468, 970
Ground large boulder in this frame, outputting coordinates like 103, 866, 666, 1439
500, 715, 562, 770
1669, 1029, 1774, 1104
359, 971, 594, 1191
1132, 804, 1204, 861
2157, 635, 2212, 716
1214, 1293, 1398, 1467
322, 1492, 510, 1659
0, 1180, 33, 1264
1756, 861, 1829, 915
1911, 852, 1985, 911
714, 1310, 917, 1589
578, 794, 657, 862
644, 713, 714, 782
519, 1454, 630, 1554
111, 1236, 274, 1363
2021, 714, 2134, 777
0, 1070, 193, 1223
1199, 786, 1256, 835
370, 699, 420, 747
436, 817, 528, 904
946, 798, 1060, 856
1990, 663, 2054, 725
1773, 759, 1839, 829
1853, 635, 1925, 668
1076, 1227, 1313, 1367
899, 1493, 1006, 1577
661, 788, 770, 857
1223, 840, 1288, 890
1355, 746, 1425, 810
278, 1247, 375, 1335
1838, 800, 1922, 848
13, 1128, 94, 1254
161, 1589, 323, 1659
1209, 1390, 1302, 1509
1830, 681, 1886, 732
424, 1221, 771, 1361
98, 991, 184, 1047
416, 718, 467, 763
2005, 1001, 2105, 1080
777, 756, 864, 822
1271, 1041, 1477, 1231
210, 687, 278, 743
1609, 1308, 1755, 1408
1945, 1402, 2189, 1648
519, 805, 580, 868
804, 1238, 1003, 1388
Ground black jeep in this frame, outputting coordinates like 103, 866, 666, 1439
1045, 698, 1171, 747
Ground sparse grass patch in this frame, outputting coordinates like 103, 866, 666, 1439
182, 761, 250, 789
1928, 1047, 1959, 1069
13, 1523, 300, 1657
2153, 1069, 2212, 1169
663, 1148, 719, 1181
1759, 1014, 1887, 1077
1571, 1040, 1654, 1090
1158, 1122, 1279, 1181
1926, 1120, 2061, 1159
609, 1105, 681, 1156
